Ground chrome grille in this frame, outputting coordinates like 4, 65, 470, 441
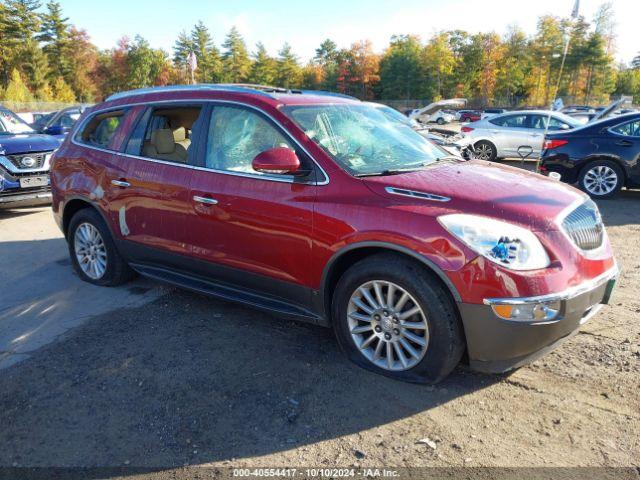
561, 200, 604, 251
5, 152, 50, 170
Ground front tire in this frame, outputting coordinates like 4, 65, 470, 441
332, 254, 465, 384
436, 117, 445, 125
68, 208, 135, 286
474, 140, 497, 161
578, 160, 623, 199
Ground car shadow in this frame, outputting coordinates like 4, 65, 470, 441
0, 285, 497, 469
0, 206, 50, 220
593, 189, 640, 227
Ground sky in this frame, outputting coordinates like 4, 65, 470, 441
56, 0, 639, 64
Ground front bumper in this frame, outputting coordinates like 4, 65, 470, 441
459, 266, 619, 373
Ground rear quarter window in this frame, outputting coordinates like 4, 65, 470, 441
611, 120, 640, 137
76, 110, 126, 150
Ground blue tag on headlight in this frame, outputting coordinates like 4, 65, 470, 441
490, 237, 520, 264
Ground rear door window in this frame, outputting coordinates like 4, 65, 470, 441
125, 105, 204, 164
490, 115, 527, 128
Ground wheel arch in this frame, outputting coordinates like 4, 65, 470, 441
62, 196, 111, 239
320, 242, 462, 324
578, 155, 629, 186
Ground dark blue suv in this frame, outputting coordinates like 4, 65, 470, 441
0, 106, 61, 208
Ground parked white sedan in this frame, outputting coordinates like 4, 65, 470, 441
460, 110, 581, 160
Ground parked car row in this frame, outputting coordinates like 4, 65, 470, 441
0, 103, 88, 209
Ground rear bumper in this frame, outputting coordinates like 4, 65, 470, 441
459, 266, 618, 373
0, 190, 52, 208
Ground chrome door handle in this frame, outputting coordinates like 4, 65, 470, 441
193, 195, 218, 205
111, 179, 130, 188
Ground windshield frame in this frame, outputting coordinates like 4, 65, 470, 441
281, 103, 451, 177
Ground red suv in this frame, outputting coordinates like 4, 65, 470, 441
51, 85, 618, 383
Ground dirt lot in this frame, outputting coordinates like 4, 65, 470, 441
0, 188, 638, 474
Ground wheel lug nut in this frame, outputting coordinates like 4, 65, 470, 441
384, 333, 391, 340
392, 317, 399, 323
393, 329, 400, 335
374, 315, 380, 321
375, 326, 382, 333
383, 311, 389, 316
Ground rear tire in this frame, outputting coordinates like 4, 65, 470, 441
68, 208, 135, 286
436, 117, 445, 125
332, 254, 465, 384
578, 160, 623, 199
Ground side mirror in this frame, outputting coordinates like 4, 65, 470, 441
252, 147, 300, 175
45, 125, 69, 136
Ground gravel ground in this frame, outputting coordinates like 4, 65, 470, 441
0, 190, 638, 475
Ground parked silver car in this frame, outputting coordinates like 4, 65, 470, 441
461, 110, 580, 160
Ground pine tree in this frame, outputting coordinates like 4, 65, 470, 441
275, 43, 302, 89
38, 1, 71, 79
248, 42, 276, 85
21, 38, 51, 92
221, 26, 251, 83
1, 0, 42, 83
631, 52, 640, 70
191, 21, 222, 83
173, 30, 194, 69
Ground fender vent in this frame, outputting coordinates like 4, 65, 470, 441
385, 187, 450, 202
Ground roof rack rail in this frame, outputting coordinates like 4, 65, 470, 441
105, 84, 279, 102
300, 90, 359, 100
104, 83, 361, 103
218, 83, 304, 94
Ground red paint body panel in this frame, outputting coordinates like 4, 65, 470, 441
51, 88, 616, 314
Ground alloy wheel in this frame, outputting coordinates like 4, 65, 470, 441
74, 222, 108, 280
475, 143, 493, 160
583, 165, 618, 196
347, 280, 429, 371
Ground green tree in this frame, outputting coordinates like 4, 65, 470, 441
126, 35, 169, 89
422, 33, 456, 100
275, 42, 302, 88
632, 53, 640, 69
221, 26, 251, 83
0, 0, 41, 83
37, 1, 70, 80
248, 42, 276, 85
313, 38, 340, 90
495, 26, 529, 105
379, 35, 426, 100
20, 38, 51, 92
191, 21, 222, 83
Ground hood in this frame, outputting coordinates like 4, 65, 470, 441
0, 133, 62, 155
362, 160, 586, 232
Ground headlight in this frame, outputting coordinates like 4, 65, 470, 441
438, 214, 550, 270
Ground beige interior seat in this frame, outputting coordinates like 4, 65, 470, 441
142, 129, 187, 162
172, 127, 191, 159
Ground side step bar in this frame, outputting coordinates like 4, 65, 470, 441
130, 263, 321, 324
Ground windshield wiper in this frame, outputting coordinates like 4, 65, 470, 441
355, 166, 425, 177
